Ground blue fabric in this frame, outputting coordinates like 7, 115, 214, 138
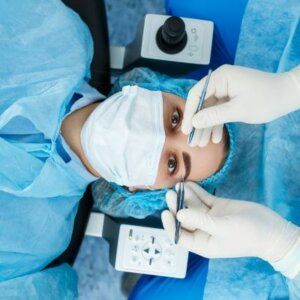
235, 0, 300, 73
128, 0, 300, 299
0, 0, 94, 297
129, 254, 208, 300
203, 0, 300, 299
92, 67, 236, 219
288, 273, 300, 300
0, 264, 78, 300
165, 0, 248, 79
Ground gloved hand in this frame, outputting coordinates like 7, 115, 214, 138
182, 65, 300, 147
162, 182, 300, 265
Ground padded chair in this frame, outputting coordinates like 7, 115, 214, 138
64, 0, 111, 96
46, 0, 111, 269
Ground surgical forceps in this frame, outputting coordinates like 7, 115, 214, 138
188, 69, 212, 145
174, 177, 185, 244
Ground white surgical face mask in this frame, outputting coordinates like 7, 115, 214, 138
81, 85, 165, 187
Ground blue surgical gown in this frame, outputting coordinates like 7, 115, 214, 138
0, 0, 100, 297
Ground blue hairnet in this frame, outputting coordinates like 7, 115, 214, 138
92, 68, 236, 218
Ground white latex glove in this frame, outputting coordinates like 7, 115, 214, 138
162, 182, 300, 265
182, 65, 300, 146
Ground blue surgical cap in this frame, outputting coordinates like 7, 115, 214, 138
92, 68, 236, 219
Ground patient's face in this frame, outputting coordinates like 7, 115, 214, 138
131, 92, 228, 191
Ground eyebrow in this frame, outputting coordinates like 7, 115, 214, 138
182, 152, 191, 180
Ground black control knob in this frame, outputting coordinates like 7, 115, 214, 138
156, 16, 187, 54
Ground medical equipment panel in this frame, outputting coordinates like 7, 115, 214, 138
110, 14, 213, 76
85, 212, 189, 278
141, 14, 213, 64
114, 225, 188, 278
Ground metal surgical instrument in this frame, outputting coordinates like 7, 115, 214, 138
188, 69, 212, 145
174, 177, 185, 244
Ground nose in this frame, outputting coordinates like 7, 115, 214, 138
170, 129, 196, 153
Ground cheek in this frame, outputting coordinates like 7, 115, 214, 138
189, 142, 224, 181
153, 166, 178, 189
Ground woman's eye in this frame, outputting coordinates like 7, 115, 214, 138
168, 156, 177, 174
171, 109, 180, 128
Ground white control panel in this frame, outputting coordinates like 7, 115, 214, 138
114, 225, 188, 278
141, 14, 213, 64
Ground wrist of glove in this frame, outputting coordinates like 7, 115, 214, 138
280, 66, 300, 116
162, 182, 300, 268
271, 235, 300, 279
290, 66, 300, 91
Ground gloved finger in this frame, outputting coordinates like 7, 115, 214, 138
198, 127, 212, 148
178, 228, 211, 257
162, 211, 199, 244
165, 190, 177, 214
211, 124, 223, 144
168, 186, 201, 231
189, 128, 203, 147
182, 185, 210, 213
184, 181, 216, 207
161, 210, 176, 239
161, 209, 199, 241
182, 65, 235, 134
192, 102, 238, 129
182, 75, 216, 135
177, 208, 218, 235
175, 183, 210, 213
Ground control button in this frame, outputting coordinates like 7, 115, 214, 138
149, 258, 153, 266
153, 247, 162, 259
187, 52, 194, 57
193, 34, 199, 42
156, 16, 187, 54
131, 255, 142, 266
151, 236, 155, 244
191, 28, 197, 33
131, 245, 139, 253
129, 229, 133, 240
165, 249, 175, 257
188, 45, 199, 52
131, 255, 138, 263
142, 245, 152, 259
164, 259, 174, 267
142, 242, 162, 260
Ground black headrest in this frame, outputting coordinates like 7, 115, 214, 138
46, 184, 94, 269
62, 0, 111, 96
46, 0, 110, 269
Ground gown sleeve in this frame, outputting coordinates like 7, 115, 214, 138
271, 235, 300, 300
287, 272, 300, 300
0, 264, 78, 300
